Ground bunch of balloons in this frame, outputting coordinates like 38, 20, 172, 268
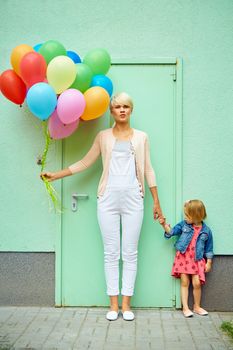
0, 40, 113, 140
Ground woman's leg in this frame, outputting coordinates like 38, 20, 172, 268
121, 189, 144, 309
109, 295, 119, 312
192, 275, 208, 315
97, 191, 121, 306
122, 295, 131, 312
180, 273, 192, 316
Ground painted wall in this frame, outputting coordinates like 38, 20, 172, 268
0, 0, 232, 254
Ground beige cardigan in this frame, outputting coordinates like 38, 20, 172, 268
69, 128, 157, 196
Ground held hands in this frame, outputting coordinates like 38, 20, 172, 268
153, 203, 165, 224
158, 216, 171, 233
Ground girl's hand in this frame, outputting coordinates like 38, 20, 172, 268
158, 217, 171, 233
40, 172, 57, 182
159, 217, 166, 225
205, 261, 212, 273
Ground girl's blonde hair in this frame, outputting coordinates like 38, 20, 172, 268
110, 92, 134, 111
184, 199, 207, 222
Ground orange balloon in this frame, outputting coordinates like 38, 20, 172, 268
10, 44, 34, 76
81, 86, 110, 121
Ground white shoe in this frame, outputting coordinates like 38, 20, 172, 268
122, 310, 135, 321
106, 310, 119, 321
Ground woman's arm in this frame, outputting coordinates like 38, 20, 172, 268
144, 135, 164, 222
40, 132, 101, 182
149, 186, 164, 222
144, 135, 157, 188
68, 132, 101, 174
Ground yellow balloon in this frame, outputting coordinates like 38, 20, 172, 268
47, 56, 76, 94
81, 87, 110, 121
10, 44, 34, 76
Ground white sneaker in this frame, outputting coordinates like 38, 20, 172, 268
106, 310, 119, 321
122, 310, 135, 321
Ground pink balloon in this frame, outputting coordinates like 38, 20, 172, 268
57, 88, 86, 124
48, 109, 79, 139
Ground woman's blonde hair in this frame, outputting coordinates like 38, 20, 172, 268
110, 92, 134, 111
184, 199, 207, 222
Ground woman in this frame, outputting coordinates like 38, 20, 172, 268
41, 92, 164, 321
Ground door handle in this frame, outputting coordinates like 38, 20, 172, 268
71, 193, 89, 212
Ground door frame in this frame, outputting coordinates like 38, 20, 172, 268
55, 57, 183, 307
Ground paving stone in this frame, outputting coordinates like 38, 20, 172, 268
0, 307, 232, 349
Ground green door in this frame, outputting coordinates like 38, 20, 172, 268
60, 62, 181, 307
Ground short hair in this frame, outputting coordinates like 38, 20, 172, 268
110, 92, 134, 111
184, 199, 207, 222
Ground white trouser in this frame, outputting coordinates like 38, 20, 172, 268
97, 186, 144, 296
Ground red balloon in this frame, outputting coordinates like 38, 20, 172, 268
20, 52, 47, 87
0, 69, 26, 105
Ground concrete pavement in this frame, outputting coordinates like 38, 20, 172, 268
0, 307, 232, 349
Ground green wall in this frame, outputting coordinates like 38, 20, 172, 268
0, 0, 232, 253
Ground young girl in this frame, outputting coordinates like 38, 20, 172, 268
160, 200, 214, 317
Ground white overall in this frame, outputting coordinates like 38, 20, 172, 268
97, 140, 144, 296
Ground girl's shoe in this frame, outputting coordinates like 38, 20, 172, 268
106, 310, 119, 321
193, 308, 208, 316
122, 310, 135, 321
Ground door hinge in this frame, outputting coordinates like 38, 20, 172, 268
172, 297, 176, 308
171, 68, 177, 82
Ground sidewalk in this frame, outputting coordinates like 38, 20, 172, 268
0, 307, 232, 350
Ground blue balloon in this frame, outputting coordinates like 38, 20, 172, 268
33, 43, 43, 52
67, 50, 81, 64
91, 75, 113, 97
26, 83, 57, 120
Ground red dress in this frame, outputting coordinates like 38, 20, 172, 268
171, 225, 206, 284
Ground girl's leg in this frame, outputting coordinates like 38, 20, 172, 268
180, 273, 192, 316
192, 275, 208, 315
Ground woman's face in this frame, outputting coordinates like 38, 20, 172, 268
111, 103, 132, 124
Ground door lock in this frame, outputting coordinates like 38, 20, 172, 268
71, 193, 89, 212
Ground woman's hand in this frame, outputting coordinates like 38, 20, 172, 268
40, 172, 57, 182
153, 203, 164, 222
149, 187, 165, 223
40, 168, 72, 182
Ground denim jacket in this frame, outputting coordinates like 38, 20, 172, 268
164, 220, 214, 261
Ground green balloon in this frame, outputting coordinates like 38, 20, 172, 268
83, 48, 111, 75
39, 40, 67, 64
70, 63, 93, 92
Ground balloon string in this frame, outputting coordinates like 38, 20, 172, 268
41, 122, 62, 213
41, 122, 51, 172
